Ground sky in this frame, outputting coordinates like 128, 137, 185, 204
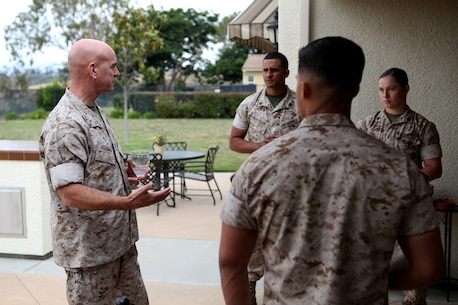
0, 0, 250, 70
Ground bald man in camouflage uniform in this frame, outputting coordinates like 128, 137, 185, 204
219, 37, 444, 305
359, 67, 442, 305
229, 52, 301, 305
39, 39, 170, 305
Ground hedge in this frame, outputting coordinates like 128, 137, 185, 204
111, 91, 250, 119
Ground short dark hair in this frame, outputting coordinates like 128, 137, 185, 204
264, 52, 289, 69
298, 36, 365, 91
379, 68, 409, 88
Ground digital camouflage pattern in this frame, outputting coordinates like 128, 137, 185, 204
66, 246, 148, 305
39, 89, 138, 268
358, 106, 441, 305
401, 288, 427, 305
233, 87, 301, 143
232, 86, 301, 282
358, 107, 442, 168
222, 113, 438, 305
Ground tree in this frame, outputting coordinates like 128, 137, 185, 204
0, 69, 30, 116
214, 13, 239, 48
201, 12, 260, 85
4, 0, 130, 67
203, 43, 258, 84
107, 6, 165, 146
0, 73, 12, 93
145, 8, 219, 91
0, 69, 28, 94
35, 80, 66, 111
0, 73, 12, 115
4, 1, 165, 146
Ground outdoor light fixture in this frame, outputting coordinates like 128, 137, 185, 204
267, 11, 279, 51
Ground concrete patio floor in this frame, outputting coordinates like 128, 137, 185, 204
0, 173, 456, 304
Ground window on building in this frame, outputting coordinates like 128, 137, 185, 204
248, 76, 254, 84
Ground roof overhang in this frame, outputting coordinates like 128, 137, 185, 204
227, 0, 278, 52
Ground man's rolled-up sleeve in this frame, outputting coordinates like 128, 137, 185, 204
49, 163, 84, 190
221, 191, 257, 230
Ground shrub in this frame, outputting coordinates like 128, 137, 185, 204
112, 92, 156, 114
155, 95, 178, 118
178, 101, 195, 118
35, 80, 66, 111
4, 112, 20, 120
194, 93, 224, 118
112, 94, 124, 110
23, 108, 48, 120
130, 92, 156, 113
128, 111, 142, 119
110, 108, 124, 118
221, 93, 246, 118
111, 92, 249, 119
143, 112, 156, 119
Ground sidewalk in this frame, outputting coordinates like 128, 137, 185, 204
0, 173, 244, 305
0, 173, 456, 304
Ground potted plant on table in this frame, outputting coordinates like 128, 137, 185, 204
153, 132, 166, 155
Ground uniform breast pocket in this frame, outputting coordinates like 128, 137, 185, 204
91, 128, 117, 170
249, 117, 268, 140
95, 146, 115, 164
87, 146, 118, 184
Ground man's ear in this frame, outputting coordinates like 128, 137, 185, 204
88, 63, 97, 78
299, 79, 311, 100
296, 79, 311, 118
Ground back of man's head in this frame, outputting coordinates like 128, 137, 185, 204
298, 36, 365, 91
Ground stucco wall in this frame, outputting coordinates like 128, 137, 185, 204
280, 0, 458, 275
279, 0, 306, 91
281, 0, 458, 200
0, 160, 52, 256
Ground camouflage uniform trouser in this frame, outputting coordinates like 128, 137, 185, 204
248, 237, 265, 282
394, 242, 428, 305
402, 289, 427, 305
65, 245, 148, 305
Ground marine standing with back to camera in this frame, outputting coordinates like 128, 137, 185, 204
229, 52, 301, 305
358, 67, 443, 305
39, 38, 171, 305
219, 36, 444, 305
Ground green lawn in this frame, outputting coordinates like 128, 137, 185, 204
0, 118, 248, 172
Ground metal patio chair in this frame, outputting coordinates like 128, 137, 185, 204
163, 141, 188, 192
147, 152, 176, 215
174, 145, 222, 205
